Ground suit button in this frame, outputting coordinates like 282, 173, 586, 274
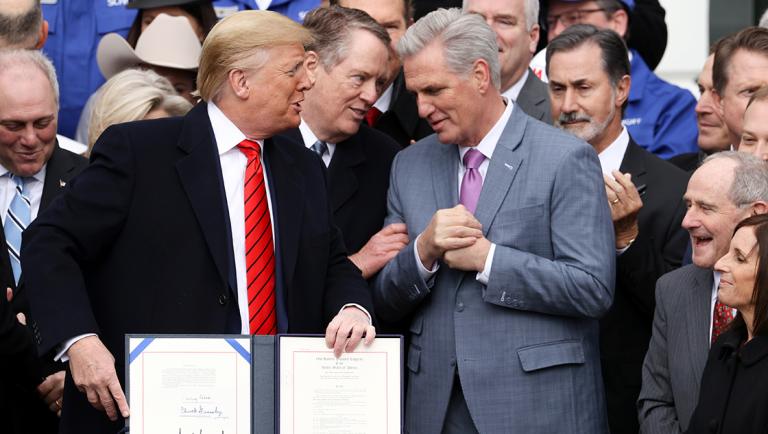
456, 302, 464, 312
505, 297, 514, 305
450, 358, 456, 367
218, 294, 229, 305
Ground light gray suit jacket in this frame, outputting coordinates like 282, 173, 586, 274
516, 69, 551, 124
638, 264, 712, 433
373, 107, 615, 433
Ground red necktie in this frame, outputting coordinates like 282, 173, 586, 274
365, 107, 382, 126
237, 139, 276, 335
711, 299, 734, 344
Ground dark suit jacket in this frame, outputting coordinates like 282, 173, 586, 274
0, 145, 86, 434
599, 138, 689, 434
276, 125, 401, 253
685, 325, 768, 434
516, 69, 552, 124
21, 103, 374, 434
373, 70, 433, 147
669, 150, 706, 172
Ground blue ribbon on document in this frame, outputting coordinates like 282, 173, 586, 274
225, 339, 251, 364
128, 337, 155, 364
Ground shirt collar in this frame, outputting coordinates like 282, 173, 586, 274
459, 97, 515, 161
373, 83, 394, 112
298, 118, 321, 148
0, 163, 47, 183
501, 69, 529, 102
597, 127, 630, 175
207, 102, 264, 155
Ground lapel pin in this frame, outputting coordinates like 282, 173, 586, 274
504, 163, 515, 171
59, 179, 66, 187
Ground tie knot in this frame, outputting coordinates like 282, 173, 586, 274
463, 148, 485, 170
311, 140, 328, 157
237, 139, 261, 160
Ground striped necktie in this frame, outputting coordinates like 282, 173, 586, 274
237, 139, 277, 335
311, 140, 328, 158
4, 174, 30, 284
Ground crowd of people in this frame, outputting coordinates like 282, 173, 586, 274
2, 0, 768, 433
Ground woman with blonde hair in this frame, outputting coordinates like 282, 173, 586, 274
88, 68, 192, 154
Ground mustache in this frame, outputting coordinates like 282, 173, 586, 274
556, 112, 592, 125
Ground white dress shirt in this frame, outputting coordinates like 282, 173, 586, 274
501, 69, 529, 103
0, 165, 46, 224
597, 127, 630, 176
373, 82, 394, 113
298, 119, 335, 167
414, 99, 516, 285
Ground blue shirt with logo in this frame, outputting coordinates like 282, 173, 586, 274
41, 0, 137, 139
623, 49, 699, 159
212, 0, 319, 22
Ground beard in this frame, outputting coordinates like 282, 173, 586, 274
554, 99, 617, 144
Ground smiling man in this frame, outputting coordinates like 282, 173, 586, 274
639, 151, 768, 433
373, 8, 614, 433
275, 6, 406, 283
22, 11, 376, 434
463, 0, 551, 123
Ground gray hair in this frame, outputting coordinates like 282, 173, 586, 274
0, 0, 42, 49
0, 48, 58, 107
461, 0, 540, 32
760, 7, 768, 28
398, 8, 500, 90
703, 151, 768, 207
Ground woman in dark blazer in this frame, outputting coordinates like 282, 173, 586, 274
686, 214, 768, 434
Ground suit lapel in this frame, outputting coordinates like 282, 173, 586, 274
328, 137, 364, 213
40, 145, 78, 210
264, 138, 304, 286
618, 139, 648, 190
474, 107, 525, 234
686, 266, 713, 379
174, 104, 231, 287
515, 70, 548, 122
431, 140, 459, 210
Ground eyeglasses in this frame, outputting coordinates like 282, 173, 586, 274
544, 8, 606, 31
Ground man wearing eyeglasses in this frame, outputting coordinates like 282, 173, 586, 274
530, 0, 698, 161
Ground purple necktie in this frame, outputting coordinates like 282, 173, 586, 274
460, 148, 486, 213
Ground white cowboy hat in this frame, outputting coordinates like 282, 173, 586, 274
97, 13, 201, 79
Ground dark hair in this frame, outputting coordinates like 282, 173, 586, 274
126, 1, 218, 47
730, 214, 768, 337
0, 0, 42, 48
303, 6, 390, 71
546, 24, 630, 108
330, 0, 414, 23
712, 27, 768, 96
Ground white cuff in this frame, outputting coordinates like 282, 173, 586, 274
55, 333, 97, 362
339, 304, 372, 325
475, 243, 496, 285
414, 234, 439, 281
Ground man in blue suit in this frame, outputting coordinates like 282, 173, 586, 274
373, 8, 615, 433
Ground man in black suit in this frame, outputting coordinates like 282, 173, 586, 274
21, 11, 375, 434
280, 6, 407, 280
464, 0, 552, 123
332, 0, 433, 147
0, 49, 87, 434
547, 25, 688, 434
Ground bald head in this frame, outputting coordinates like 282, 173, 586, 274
0, 0, 46, 49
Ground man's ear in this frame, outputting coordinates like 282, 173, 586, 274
35, 20, 49, 49
472, 58, 492, 94
528, 24, 540, 55
304, 51, 319, 72
615, 74, 631, 108
227, 68, 250, 100
609, 9, 629, 38
752, 201, 768, 216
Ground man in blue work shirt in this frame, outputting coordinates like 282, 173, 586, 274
40, 1, 136, 139
531, 0, 699, 159
211, 0, 319, 21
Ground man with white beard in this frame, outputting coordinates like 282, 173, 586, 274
547, 24, 689, 434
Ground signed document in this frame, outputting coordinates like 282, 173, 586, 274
126, 336, 252, 434
278, 336, 402, 434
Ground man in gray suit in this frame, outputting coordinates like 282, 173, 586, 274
373, 8, 615, 433
464, 0, 551, 123
638, 151, 768, 433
